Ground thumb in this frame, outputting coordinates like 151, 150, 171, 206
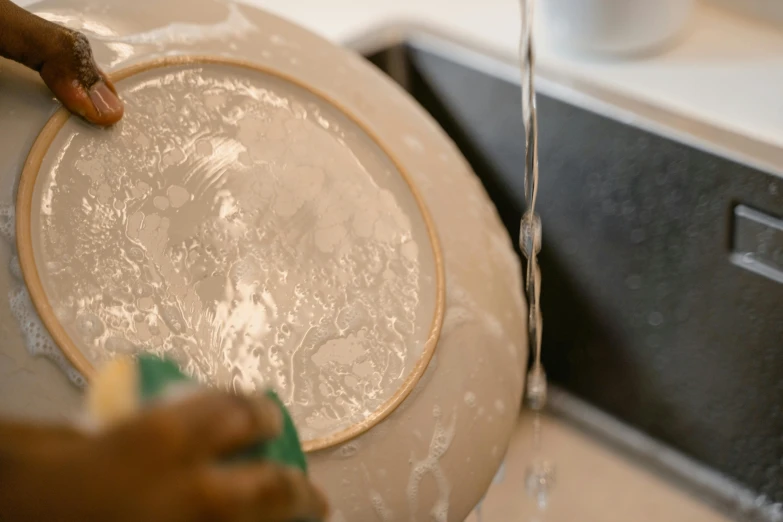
0, 0, 124, 126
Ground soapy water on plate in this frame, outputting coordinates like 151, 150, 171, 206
0, 207, 87, 387
405, 405, 457, 522
8, 63, 440, 442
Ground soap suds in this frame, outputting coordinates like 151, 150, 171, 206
406, 405, 457, 521
333, 441, 360, 460
153, 196, 169, 210
25, 65, 438, 442
166, 185, 189, 208
369, 490, 394, 521
0, 204, 85, 389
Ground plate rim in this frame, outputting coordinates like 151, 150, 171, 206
16, 54, 446, 453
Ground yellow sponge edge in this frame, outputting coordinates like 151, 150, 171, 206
86, 357, 140, 427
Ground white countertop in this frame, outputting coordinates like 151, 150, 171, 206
249, 0, 783, 152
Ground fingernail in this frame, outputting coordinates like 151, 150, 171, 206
89, 81, 123, 117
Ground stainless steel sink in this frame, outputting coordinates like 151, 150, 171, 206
348, 25, 783, 522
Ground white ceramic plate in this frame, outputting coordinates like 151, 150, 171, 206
18, 57, 444, 449
4, 1, 527, 520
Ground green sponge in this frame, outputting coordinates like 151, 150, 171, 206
92, 354, 307, 473
137, 354, 307, 473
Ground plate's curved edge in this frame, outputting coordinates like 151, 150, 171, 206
17, 55, 446, 453
16, 107, 98, 383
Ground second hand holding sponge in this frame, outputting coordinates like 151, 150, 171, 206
86, 353, 308, 473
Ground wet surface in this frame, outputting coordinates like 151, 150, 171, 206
31, 62, 438, 442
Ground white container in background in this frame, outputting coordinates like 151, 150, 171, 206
539, 0, 695, 57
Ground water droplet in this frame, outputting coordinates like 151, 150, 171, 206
525, 366, 547, 410
525, 459, 556, 510
519, 212, 542, 259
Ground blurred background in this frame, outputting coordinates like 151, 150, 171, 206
248, 0, 783, 521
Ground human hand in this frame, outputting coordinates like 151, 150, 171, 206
0, 391, 328, 522
0, 0, 123, 125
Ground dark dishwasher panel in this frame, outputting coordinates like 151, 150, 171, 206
364, 40, 783, 509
